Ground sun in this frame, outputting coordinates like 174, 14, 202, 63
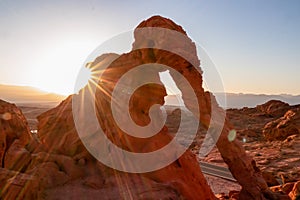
28, 37, 97, 96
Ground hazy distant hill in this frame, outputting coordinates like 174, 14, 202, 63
0, 84, 66, 104
217, 93, 300, 108
166, 93, 300, 108
2, 84, 299, 109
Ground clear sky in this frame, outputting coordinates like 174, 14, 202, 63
0, 0, 299, 95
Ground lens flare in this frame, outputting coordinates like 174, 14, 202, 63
227, 129, 237, 142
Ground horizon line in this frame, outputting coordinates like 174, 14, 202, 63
1, 83, 300, 97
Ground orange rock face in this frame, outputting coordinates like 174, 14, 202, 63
263, 108, 300, 141
289, 181, 300, 200
0, 99, 31, 170
1, 96, 192, 199
36, 96, 87, 156
257, 100, 291, 118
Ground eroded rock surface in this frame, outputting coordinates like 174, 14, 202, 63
263, 109, 300, 141
289, 181, 300, 200
36, 96, 86, 156
0, 99, 31, 170
257, 100, 291, 118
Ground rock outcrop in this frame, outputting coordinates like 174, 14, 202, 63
131, 15, 281, 200
257, 100, 291, 118
92, 24, 215, 199
226, 100, 300, 141
0, 99, 31, 171
270, 181, 300, 200
36, 96, 87, 156
263, 109, 300, 141
1, 96, 192, 199
289, 181, 300, 200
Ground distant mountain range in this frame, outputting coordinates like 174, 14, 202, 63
165, 93, 300, 108
217, 93, 300, 108
0, 84, 66, 104
1, 84, 299, 109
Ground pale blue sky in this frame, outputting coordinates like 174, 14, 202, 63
0, 0, 299, 95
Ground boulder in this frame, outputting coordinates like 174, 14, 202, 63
36, 96, 86, 157
0, 99, 31, 168
4, 139, 31, 171
0, 168, 35, 199
263, 109, 300, 141
262, 171, 280, 186
282, 182, 296, 194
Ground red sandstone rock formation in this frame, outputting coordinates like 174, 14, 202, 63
226, 100, 299, 141
1, 96, 191, 199
289, 181, 300, 200
36, 96, 87, 156
93, 54, 215, 199
129, 15, 284, 199
257, 100, 291, 118
263, 108, 300, 141
0, 99, 31, 171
